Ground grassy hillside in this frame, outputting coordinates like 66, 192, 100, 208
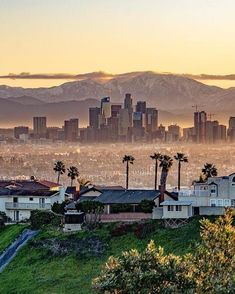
0, 219, 201, 294
0, 224, 28, 254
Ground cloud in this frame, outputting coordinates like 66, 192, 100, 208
1, 71, 235, 81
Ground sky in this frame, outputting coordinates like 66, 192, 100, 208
1, 0, 235, 88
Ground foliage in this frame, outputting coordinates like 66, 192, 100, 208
94, 210, 235, 293
76, 201, 104, 229
133, 222, 157, 239
30, 210, 62, 229
192, 209, 235, 293
138, 199, 155, 213
201, 163, 218, 180
93, 241, 194, 293
67, 166, 79, 186
0, 211, 7, 228
159, 154, 173, 189
51, 201, 67, 215
53, 161, 66, 183
110, 203, 132, 213
110, 223, 133, 237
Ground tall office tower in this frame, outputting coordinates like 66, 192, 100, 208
64, 118, 79, 141
194, 111, 207, 143
101, 97, 111, 119
89, 107, 100, 129
33, 117, 47, 138
146, 108, 158, 133
136, 101, 147, 113
132, 112, 145, 139
217, 125, 227, 142
167, 124, 180, 141
118, 108, 130, 137
14, 126, 29, 139
111, 104, 122, 118
228, 117, 235, 142
183, 127, 195, 142
124, 93, 133, 127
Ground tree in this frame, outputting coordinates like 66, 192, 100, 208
192, 209, 235, 292
122, 155, 135, 190
159, 155, 173, 193
78, 177, 91, 187
67, 166, 79, 187
150, 152, 162, 190
138, 199, 155, 213
76, 200, 104, 229
93, 210, 235, 294
174, 153, 188, 191
201, 163, 218, 180
53, 161, 66, 184
93, 240, 194, 293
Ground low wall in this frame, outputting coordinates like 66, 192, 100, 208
199, 206, 225, 216
101, 212, 152, 222
152, 207, 163, 219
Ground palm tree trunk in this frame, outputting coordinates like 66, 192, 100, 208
57, 173, 60, 184
71, 178, 73, 187
160, 168, 168, 203
154, 160, 158, 190
126, 161, 129, 190
178, 162, 181, 191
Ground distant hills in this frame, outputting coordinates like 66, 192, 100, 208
0, 71, 235, 127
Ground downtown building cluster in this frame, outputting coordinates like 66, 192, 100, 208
80, 94, 159, 142
2, 94, 235, 144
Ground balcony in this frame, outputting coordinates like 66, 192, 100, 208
5, 202, 51, 210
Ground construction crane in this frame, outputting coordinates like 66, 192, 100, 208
192, 105, 204, 112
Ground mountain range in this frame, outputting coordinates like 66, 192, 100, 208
0, 71, 234, 127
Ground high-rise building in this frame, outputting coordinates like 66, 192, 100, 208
132, 112, 144, 139
33, 117, 47, 138
111, 105, 122, 118
167, 124, 180, 141
146, 108, 158, 133
228, 117, 235, 142
136, 101, 147, 113
118, 108, 130, 138
89, 107, 100, 129
101, 97, 111, 119
14, 126, 29, 139
124, 93, 133, 127
194, 111, 207, 143
64, 118, 79, 141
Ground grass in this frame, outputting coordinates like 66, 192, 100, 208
0, 224, 28, 254
0, 218, 202, 294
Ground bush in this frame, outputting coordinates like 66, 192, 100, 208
30, 210, 62, 229
0, 211, 9, 229
110, 204, 132, 213
110, 223, 133, 237
138, 199, 155, 213
51, 201, 67, 215
133, 222, 156, 239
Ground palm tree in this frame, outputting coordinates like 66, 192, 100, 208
67, 166, 79, 187
78, 177, 91, 187
159, 155, 173, 200
122, 155, 135, 189
202, 163, 218, 181
150, 153, 162, 190
174, 153, 188, 191
53, 161, 66, 184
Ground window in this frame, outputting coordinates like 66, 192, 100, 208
217, 199, 223, 207
29, 197, 34, 201
210, 189, 216, 194
176, 205, 182, 211
210, 199, 216, 207
232, 177, 235, 183
224, 199, 231, 207
167, 205, 174, 211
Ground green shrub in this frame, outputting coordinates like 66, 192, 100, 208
138, 199, 155, 213
110, 204, 132, 213
30, 210, 62, 229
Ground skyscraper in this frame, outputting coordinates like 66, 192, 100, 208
124, 93, 133, 128
33, 117, 47, 138
194, 111, 207, 143
228, 117, 235, 142
136, 101, 147, 113
101, 97, 111, 119
89, 107, 100, 129
64, 118, 79, 141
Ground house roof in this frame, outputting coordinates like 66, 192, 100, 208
0, 188, 57, 197
79, 185, 125, 196
90, 189, 161, 205
161, 200, 193, 206
0, 180, 60, 191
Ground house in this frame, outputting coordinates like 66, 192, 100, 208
78, 189, 177, 222
161, 200, 193, 219
0, 180, 66, 222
